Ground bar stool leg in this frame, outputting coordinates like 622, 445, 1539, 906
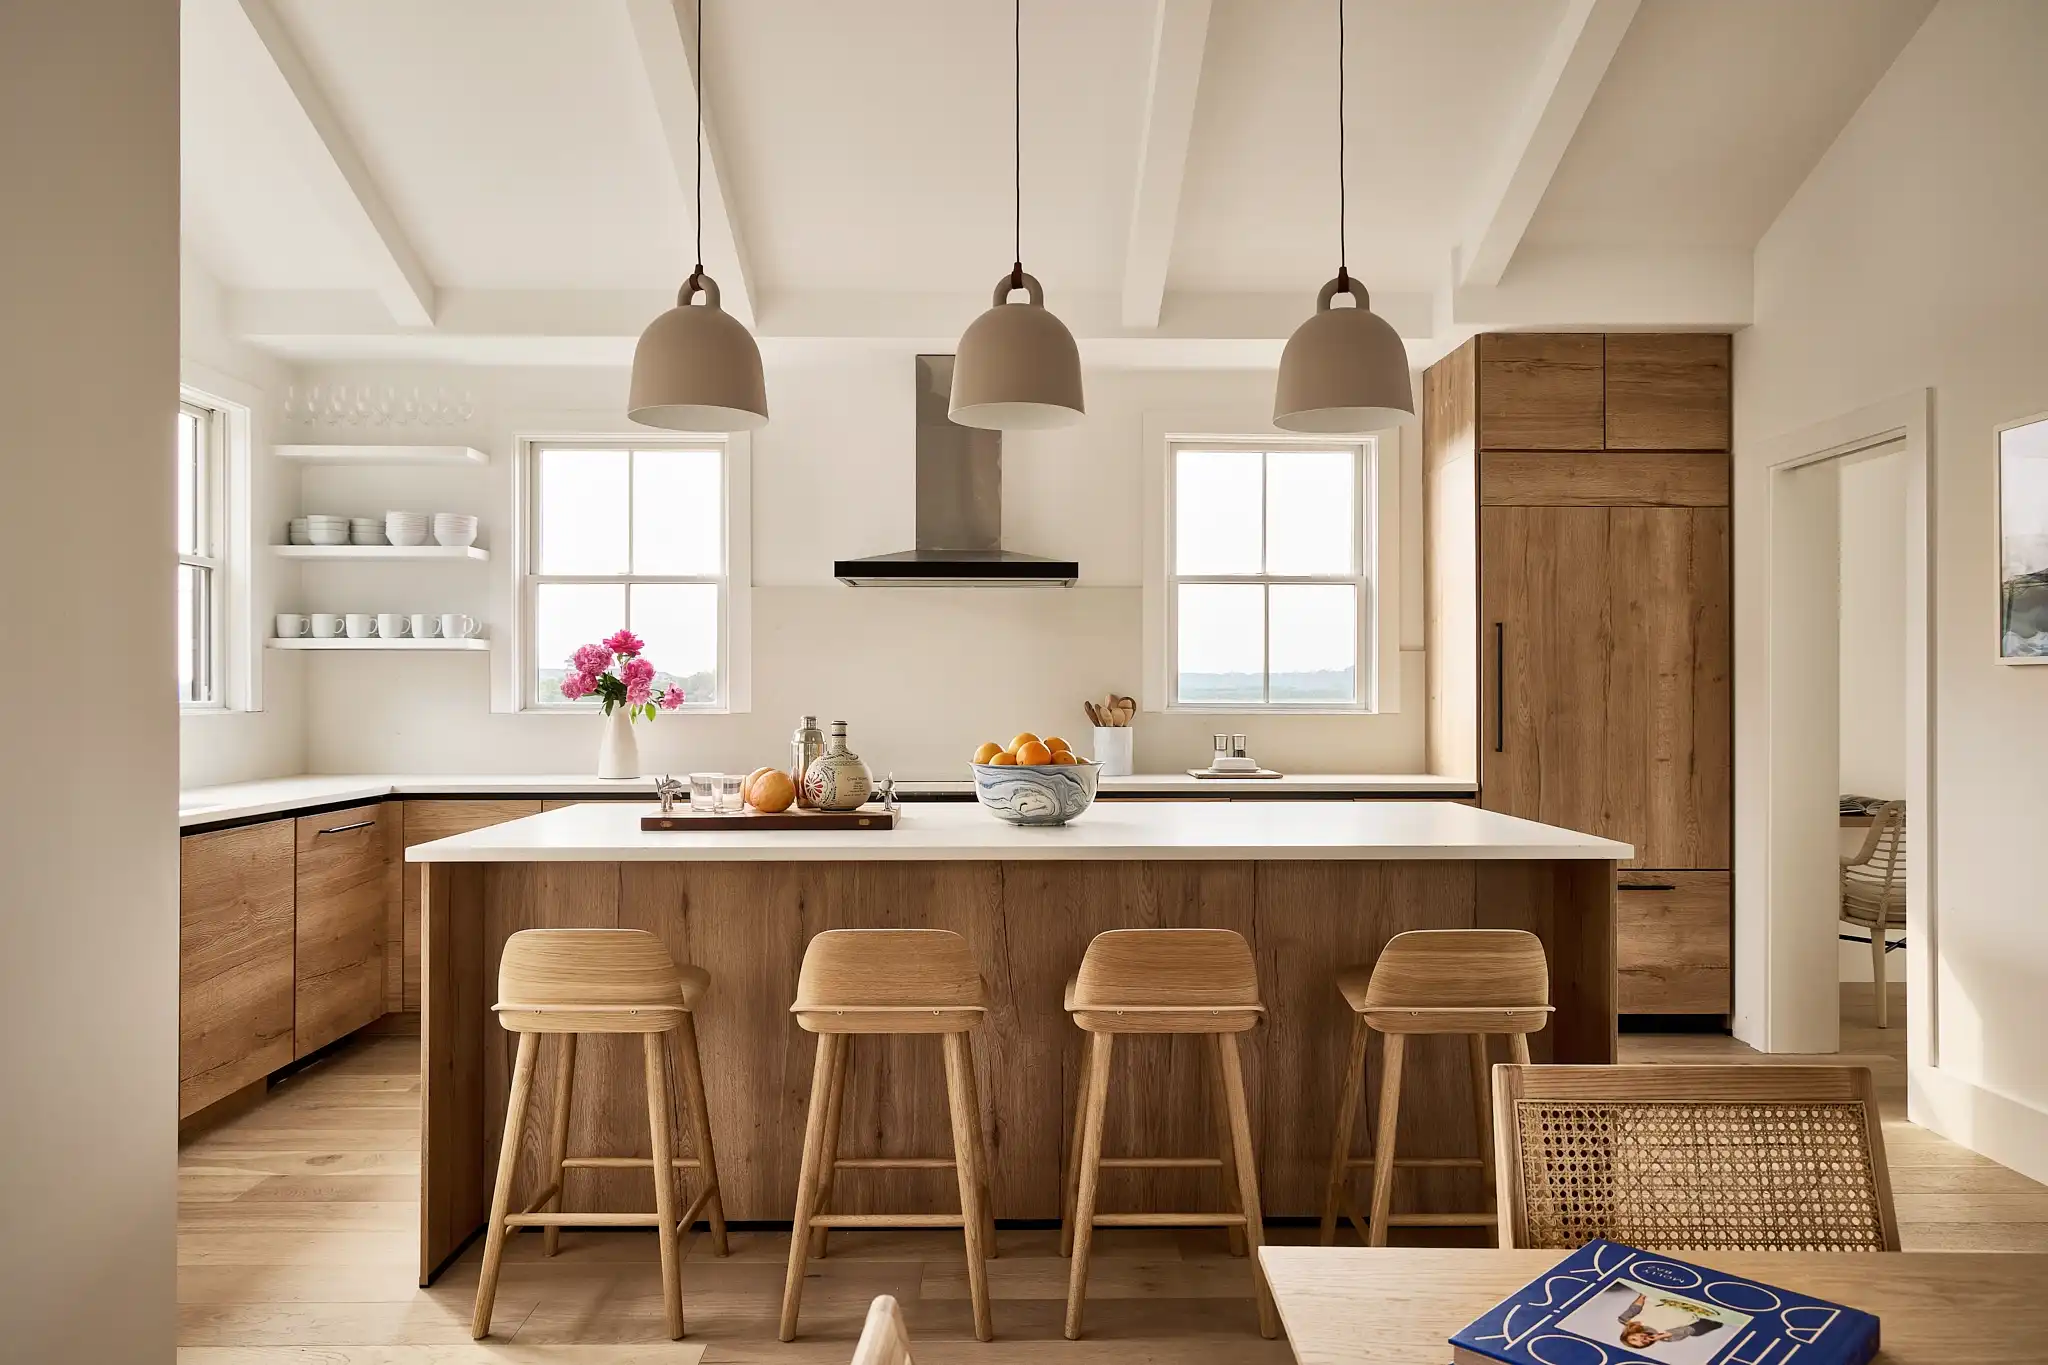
541, 1033, 577, 1258
1468, 1033, 1496, 1221
642, 1033, 685, 1340
1214, 1033, 1279, 1340
471, 1030, 539, 1340
1366, 1033, 1405, 1248
1205, 1034, 1248, 1257
1059, 1031, 1094, 1258
779, 1032, 841, 1342
943, 1031, 995, 1342
808, 1030, 849, 1260
673, 1011, 729, 1256
1319, 1013, 1370, 1246
1509, 1032, 1532, 1066
962, 1035, 999, 1260
1062, 1030, 1114, 1341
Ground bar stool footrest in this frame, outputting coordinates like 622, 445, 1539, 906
1089, 1212, 1249, 1228
808, 1213, 968, 1229
1099, 1156, 1224, 1170
560, 1156, 704, 1170
505, 1212, 663, 1229
830, 1157, 956, 1170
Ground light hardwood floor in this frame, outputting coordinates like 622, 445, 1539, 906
177, 985, 2048, 1362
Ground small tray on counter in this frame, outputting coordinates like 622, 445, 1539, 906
640, 806, 897, 832
1185, 767, 1285, 779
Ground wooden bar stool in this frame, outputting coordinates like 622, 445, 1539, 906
471, 929, 727, 1341
1318, 928, 1550, 1248
1060, 928, 1278, 1341
780, 929, 996, 1343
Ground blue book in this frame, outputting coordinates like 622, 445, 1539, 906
1450, 1240, 1879, 1365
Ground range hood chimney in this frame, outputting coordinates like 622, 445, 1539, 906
833, 354, 1079, 586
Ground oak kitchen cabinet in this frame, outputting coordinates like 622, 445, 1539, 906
293, 803, 395, 1058
396, 800, 541, 1012
1428, 332, 1734, 1015
179, 821, 297, 1118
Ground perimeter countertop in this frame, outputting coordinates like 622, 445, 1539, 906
177, 771, 1476, 828
403, 798, 1632, 863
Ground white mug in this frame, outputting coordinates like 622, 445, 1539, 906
439, 612, 479, 640
310, 613, 345, 639
274, 613, 309, 639
344, 613, 378, 639
410, 613, 440, 639
376, 612, 410, 640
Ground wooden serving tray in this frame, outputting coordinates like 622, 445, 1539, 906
639, 807, 897, 832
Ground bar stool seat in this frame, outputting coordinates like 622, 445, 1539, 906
1320, 928, 1550, 1249
1060, 929, 1279, 1341
471, 929, 727, 1342
780, 929, 997, 1344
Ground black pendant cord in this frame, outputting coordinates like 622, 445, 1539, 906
691, 0, 705, 288
1336, 0, 1348, 291
1011, 0, 1023, 289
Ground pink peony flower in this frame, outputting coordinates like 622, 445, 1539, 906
621, 656, 655, 688
604, 629, 644, 657
571, 642, 612, 677
625, 680, 653, 708
657, 686, 685, 711
558, 670, 593, 701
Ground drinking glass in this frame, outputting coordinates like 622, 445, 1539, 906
688, 773, 717, 813
717, 773, 745, 813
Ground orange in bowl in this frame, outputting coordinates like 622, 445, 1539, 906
1051, 749, 1078, 765
972, 740, 1004, 764
986, 750, 1018, 766
1009, 732, 1039, 753
1044, 735, 1071, 754
1015, 740, 1052, 766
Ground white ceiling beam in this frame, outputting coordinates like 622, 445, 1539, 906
1456, 0, 1640, 289
624, 0, 757, 331
226, 0, 435, 328
1120, 0, 1213, 329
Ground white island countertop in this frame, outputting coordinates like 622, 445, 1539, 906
405, 798, 1632, 863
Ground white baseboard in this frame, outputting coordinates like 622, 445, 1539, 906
1910, 1062, 2048, 1186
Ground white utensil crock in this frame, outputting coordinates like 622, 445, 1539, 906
1092, 726, 1133, 776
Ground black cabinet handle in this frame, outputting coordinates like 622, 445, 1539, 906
1618, 882, 1678, 893
316, 819, 375, 836
1493, 622, 1505, 753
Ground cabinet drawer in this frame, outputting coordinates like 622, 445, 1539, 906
295, 803, 392, 1057
1616, 871, 1730, 1014
180, 820, 296, 1118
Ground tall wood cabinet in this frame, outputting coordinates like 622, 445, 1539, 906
1428, 333, 1734, 1015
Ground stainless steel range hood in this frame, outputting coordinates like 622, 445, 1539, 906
833, 354, 1078, 587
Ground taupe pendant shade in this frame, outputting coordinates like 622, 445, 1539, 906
1272, 275, 1413, 433
629, 273, 767, 432
949, 271, 1085, 430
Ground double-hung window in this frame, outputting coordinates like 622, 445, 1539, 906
177, 399, 224, 707
1167, 440, 1375, 709
524, 442, 731, 710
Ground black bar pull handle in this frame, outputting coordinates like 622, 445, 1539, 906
1493, 621, 1505, 753
1618, 882, 1678, 893
316, 819, 375, 836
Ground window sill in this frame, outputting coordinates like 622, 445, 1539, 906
1163, 705, 1381, 717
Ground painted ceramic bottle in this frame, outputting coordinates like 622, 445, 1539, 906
803, 720, 872, 812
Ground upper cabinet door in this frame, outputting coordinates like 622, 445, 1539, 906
1477, 334, 1605, 451
1604, 334, 1731, 451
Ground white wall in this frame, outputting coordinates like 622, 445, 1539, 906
179, 254, 307, 786
284, 351, 1427, 780
0, 1, 180, 1359
1736, 0, 2048, 1176
1837, 449, 1908, 980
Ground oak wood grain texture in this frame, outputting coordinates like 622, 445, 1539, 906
400, 801, 542, 1012
1476, 333, 1604, 451
1616, 871, 1731, 1014
1493, 1064, 1899, 1252
1423, 340, 1479, 782
420, 861, 487, 1283
296, 804, 394, 1058
1263, 1247, 2044, 1365
180, 819, 298, 1118
1481, 450, 1730, 506
1604, 333, 1732, 451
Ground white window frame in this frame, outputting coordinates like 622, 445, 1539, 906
1142, 419, 1401, 715
513, 434, 751, 715
178, 397, 227, 710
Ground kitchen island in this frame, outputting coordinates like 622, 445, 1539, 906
409, 800, 1629, 1282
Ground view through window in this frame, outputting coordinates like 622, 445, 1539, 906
177, 400, 221, 705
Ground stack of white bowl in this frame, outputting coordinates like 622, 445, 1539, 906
288, 517, 311, 545
349, 516, 387, 546
303, 514, 351, 546
385, 511, 432, 546
432, 513, 479, 547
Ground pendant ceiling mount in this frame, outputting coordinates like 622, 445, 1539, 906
629, 0, 767, 433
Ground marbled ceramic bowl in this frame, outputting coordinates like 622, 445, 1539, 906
970, 759, 1101, 826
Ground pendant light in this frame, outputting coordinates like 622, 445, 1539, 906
629, 0, 767, 432
1273, 0, 1412, 433
949, 0, 1085, 430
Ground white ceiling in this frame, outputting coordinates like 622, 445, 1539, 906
179, 0, 1934, 364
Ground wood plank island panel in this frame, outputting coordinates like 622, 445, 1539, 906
417, 857, 1616, 1280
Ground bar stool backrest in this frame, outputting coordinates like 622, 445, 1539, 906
1070, 928, 1260, 1010
494, 928, 685, 1033
794, 929, 986, 1013
1365, 929, 1549, 1013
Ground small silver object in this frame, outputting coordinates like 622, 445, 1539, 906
653, 774, 685, 815
875, 773, 900, 815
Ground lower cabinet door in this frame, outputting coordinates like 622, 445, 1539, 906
295, 804, 392, 1057
1616, 870, 1731, 1014
181, 820, 297, 1118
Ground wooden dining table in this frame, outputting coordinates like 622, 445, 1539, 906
1259, 1246, 2048, 1364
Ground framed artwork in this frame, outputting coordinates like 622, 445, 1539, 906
2000, 412, 2048, 662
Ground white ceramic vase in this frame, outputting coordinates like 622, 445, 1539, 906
598, 706, 640, 780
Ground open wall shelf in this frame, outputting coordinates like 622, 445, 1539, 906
267, 638, 490, 652
273, 544, 488, 562
276, 444, 488, 466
